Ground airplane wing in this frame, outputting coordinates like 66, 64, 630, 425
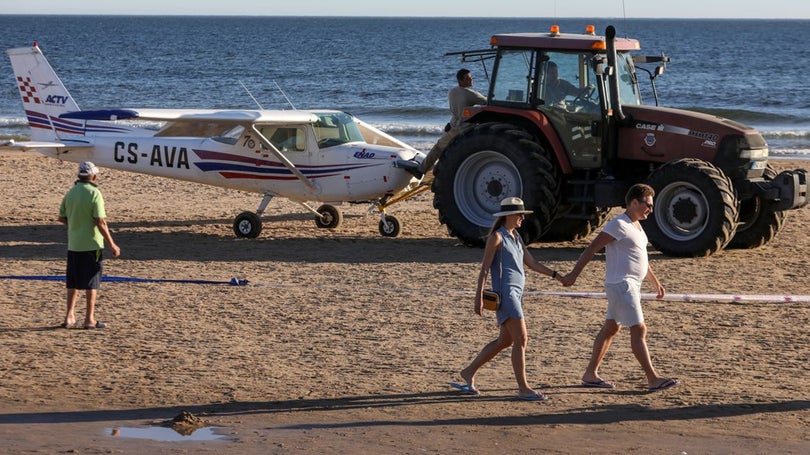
60, 109, 319, 125
353, 117, 421, 154
60, 109, 322, 138
0, 138, 93, 151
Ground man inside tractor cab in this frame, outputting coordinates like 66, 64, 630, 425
543, 61, 586, 106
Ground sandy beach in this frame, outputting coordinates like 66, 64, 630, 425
1, 152, 808, 454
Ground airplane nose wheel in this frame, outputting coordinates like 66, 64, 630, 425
233, 211, 262, 238
379, 215, 401, 237
315, 204, 343, 229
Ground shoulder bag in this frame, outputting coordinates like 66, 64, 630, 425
482, 239, 503, 311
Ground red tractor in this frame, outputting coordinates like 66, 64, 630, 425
431, 25, 808, 256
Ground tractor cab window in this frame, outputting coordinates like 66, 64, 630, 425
613, 53, 642, 106
539, 52, 598, 114
491, 49, 535, 104
539, 51, 602, 169
312, 112, 365, 149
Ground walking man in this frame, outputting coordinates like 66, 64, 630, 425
561, 183, 680, 392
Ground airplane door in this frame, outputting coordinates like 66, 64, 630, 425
244, 124, 317, 195
259, 125, 311, 164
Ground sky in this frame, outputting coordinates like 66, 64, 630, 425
2, 0, 809, 19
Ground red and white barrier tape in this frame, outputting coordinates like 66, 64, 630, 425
526, 290, 810, 303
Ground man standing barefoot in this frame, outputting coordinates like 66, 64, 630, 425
58, 161, 120, 330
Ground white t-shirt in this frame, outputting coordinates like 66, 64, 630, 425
602, 213, 649, 284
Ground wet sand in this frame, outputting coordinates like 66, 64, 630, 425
1, 153, 808, 454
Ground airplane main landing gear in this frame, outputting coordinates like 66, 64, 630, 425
315, 204, 343, 229
233, 192, 272, 238
233, 211, 262, 238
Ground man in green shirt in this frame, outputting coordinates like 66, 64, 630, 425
58, 161, 120, 329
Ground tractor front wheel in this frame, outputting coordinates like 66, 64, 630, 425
728, 165, 787, 249
643, 159, 738, 257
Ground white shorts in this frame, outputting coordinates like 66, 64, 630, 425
605, 279, 644, 327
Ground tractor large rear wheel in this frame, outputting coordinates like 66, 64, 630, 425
431, 122, 561, 246
643, 158, 738, 257
728, 165, 787, 249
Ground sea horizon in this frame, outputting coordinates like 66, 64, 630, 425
1, 16, 808, 157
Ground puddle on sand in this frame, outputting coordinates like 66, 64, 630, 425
107, 426, 227, 442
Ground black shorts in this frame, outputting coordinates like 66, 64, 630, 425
66, 250, 103, 290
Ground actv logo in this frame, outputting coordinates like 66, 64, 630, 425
45, 95, 69, 104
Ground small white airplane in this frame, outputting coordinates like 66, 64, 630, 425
2, 43, 425, 238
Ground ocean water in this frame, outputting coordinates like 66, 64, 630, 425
0, 16, 808, 157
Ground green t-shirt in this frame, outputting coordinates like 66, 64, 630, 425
59, 181, 106, 252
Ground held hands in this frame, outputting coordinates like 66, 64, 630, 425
559, 272, 577, 287
655, 283, 665, 299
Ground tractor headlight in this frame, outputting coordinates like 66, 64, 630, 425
749, 160, 767, 170
739, 148, 768, 160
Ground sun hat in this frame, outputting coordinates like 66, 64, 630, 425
77, 161, 99, 178
492, 197, 533, 217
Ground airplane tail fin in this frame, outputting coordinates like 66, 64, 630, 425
6, 43, 82, 141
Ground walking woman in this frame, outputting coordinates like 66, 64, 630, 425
454, 197, 563, 401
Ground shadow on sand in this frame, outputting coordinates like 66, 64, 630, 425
0, 391, 806, 430
0, 221, 590, 264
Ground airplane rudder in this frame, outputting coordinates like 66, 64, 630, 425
7, 44, 81, 140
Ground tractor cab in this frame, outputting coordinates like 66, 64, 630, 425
454, 25, 667, 171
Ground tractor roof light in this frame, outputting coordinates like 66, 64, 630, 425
591, 41, 607, 50
585, 25, 596, 35
549, 25, 560, 37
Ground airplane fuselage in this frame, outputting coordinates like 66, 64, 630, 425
45, 120, 416, 203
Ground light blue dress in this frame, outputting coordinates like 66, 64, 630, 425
491, 226, 525, 325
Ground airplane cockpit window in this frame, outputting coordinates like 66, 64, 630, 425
313, 112, 365, 149
211, 125, 245, 144
258, 126, 307, 151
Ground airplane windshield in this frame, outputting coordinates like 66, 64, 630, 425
313, 112, 365, 148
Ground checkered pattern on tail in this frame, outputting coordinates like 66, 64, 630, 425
17, 76, 41, 104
